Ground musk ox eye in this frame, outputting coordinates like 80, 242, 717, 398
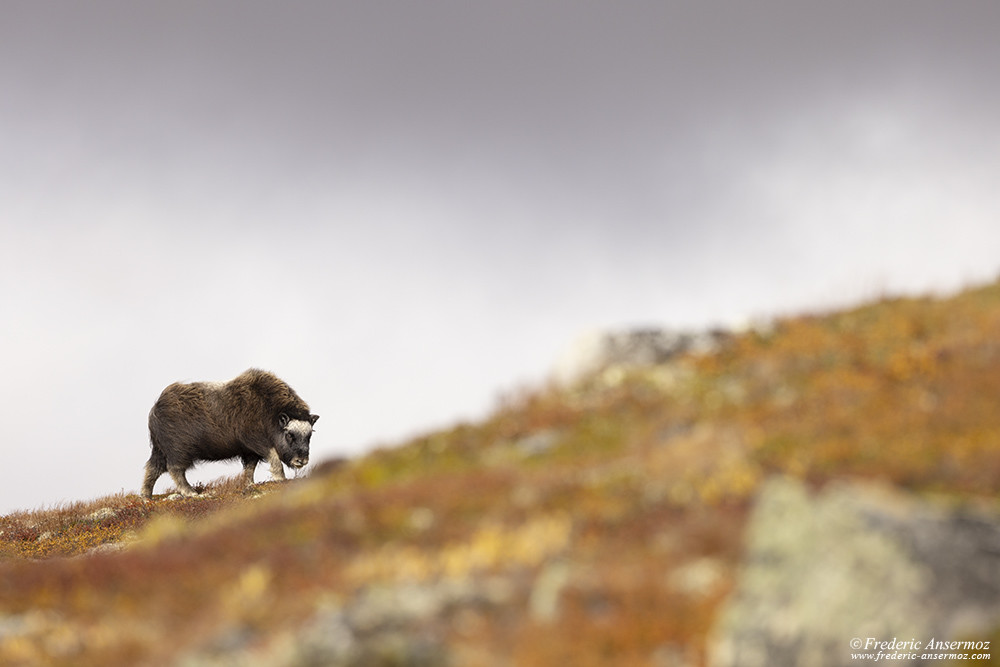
285, 432, 294, 445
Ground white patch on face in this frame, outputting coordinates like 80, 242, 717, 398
285, 419, 313, 438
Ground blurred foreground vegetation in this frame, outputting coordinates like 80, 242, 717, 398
3, 281, 1000, 665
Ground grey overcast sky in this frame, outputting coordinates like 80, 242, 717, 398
2, 1, 999, 513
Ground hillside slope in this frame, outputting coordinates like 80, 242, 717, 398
3, 281, 1000, 666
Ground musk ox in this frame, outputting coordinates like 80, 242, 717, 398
141, 369, 319, 498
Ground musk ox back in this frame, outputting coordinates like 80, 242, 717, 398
142, 369, 319, 498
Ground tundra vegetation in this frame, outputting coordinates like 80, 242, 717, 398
3, 282, 1000, 665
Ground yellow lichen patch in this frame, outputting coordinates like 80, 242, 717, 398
0, 611, 159, 667
642, 425, 763, 507
234, 563, 273, 604
345, 513, 573, 586
218, 562, 275, 627
134, 512, 190, 547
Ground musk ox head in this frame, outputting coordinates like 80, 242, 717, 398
275, 413, 319, 469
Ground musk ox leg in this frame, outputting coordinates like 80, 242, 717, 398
240, 455, 259, 486
167, 466, 200, 497
267, 448, 287, 481
141, 448, 167, 499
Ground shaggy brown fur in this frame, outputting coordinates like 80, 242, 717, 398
142, 369, 319, 498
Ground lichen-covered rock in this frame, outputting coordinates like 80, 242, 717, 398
177, 576, 521, 666
553, 327, 729, 385
709, 477, 1000, 667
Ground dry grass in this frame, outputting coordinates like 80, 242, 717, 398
3, 281, 1000, 665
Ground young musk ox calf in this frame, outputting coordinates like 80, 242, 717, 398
142, 369, 319, 498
